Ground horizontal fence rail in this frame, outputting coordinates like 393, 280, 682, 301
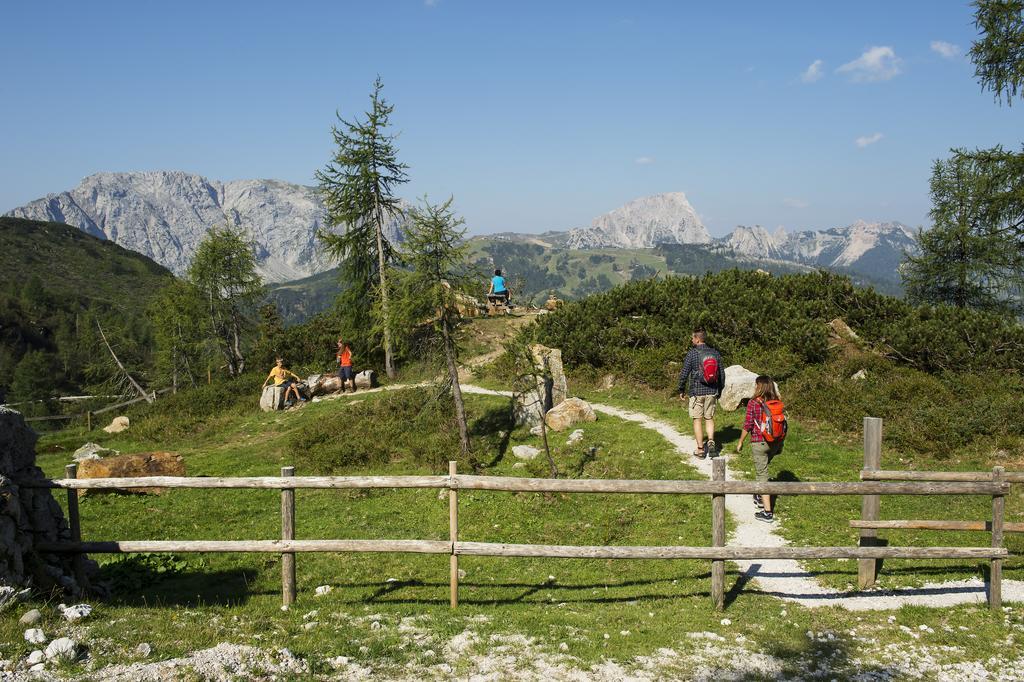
22, 476, 1011, 496
31, 440, 1013, 611
851, 520, 1024, 533
862, 469, 1024, 484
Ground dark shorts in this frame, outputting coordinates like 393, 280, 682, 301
338, 366, 354, 380
278, 380, 294, 389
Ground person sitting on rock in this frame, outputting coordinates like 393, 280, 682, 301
336, 339, 356, 393
488, 268, 510, 305
263, 358, 305, 407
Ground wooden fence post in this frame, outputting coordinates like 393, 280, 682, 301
990, 466, 1005, 610
449, 460, 459, 608
85, 411, 92, 432
64, 464, 88, 592
711, 457, 726, 610
858, 417, 883, 589
281, 466, 296, 606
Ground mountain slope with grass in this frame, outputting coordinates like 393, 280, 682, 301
0, 217, 173, 404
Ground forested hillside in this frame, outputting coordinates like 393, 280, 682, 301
0, 217, 173, 409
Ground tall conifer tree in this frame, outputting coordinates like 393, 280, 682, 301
317, 77, 409, 379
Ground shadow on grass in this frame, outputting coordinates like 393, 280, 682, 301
321, 572, 723, 606
471, 402, 515, 470
99, 563, 261, 608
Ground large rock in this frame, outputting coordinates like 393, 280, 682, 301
544, 398, 597, 432
0, 407, 97, 595
511, 445, 541, 461
718, 365, 782, 411
513, 345, 569, 425
310, 370, 377, 396
260, 385, 284, 411
102, 416, 129, 434
77, 452, 185, 495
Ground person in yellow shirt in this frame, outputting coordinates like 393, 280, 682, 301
263, 358, 304, 406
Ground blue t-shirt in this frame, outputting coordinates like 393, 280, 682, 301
492, 275, 507, 292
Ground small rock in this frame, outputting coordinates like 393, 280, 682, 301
603, 633, 610, 640
44, 637, 77, 662
619, 630, 631, 636
135, 643, 152, 658
58, 604, 92, 622
329, 656, 350, 668
370, 621, 382, 630
103, 415, 130, 433
850, 369, 868, 381
24, 629, 45, 644
512, 445, 542, 461
315, 585, 333, 596
512, 462, 526, 469
457, 569, 467, 580
720, 618, 731, 626
358, 646, 370, 654
566, 429, 584, 446
72, 442, 118, 462
529, 424, 544, 437
26, 651, 44, 665
19, 609, 42, 626
559, 642, 569, 651
302, 621, 319, 630
30, 663, 46, 672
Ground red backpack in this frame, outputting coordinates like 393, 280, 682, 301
698, 350, 719, 386
756, 399, 788, 443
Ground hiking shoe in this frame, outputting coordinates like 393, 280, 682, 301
705, 440, 717, 458
754, 510, 774, 523
753, 494, 764, 510
693, 447, 706, 460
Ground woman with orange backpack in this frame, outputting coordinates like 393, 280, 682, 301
736, 375, 787, 523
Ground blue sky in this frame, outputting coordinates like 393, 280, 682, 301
1, 0, 1021, 237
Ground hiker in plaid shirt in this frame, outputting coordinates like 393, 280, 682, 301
677, 330, 725, 459
736, 376, 784, 523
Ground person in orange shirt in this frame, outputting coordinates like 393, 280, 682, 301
336, 339, 356, 393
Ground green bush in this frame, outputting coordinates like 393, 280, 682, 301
126, 374, 261, 443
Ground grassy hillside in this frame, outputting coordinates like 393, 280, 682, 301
0, 217, 173, 406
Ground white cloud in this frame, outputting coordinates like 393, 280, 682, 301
930, 40, 961, 58
783, 197, 810, 209
837, 46, 902, 82
855, 132, 884, 148
801, 59, 824, 83
634, 156, 655, 165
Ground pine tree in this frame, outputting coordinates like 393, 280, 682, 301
387, 198, 473, 455
316, 77, 409, 379
150, 279, 210, 390
187, 228, 262, 377
971, 0, 1024, 106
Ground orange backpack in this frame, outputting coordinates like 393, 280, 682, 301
756, 399, 788, 443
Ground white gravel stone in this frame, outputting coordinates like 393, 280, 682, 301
44, 637, 77, 661
24, 628, 45, 644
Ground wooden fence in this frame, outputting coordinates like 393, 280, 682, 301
22, 451, 1011, 610
22, 388, 173, 428
854, 417, 1021, 601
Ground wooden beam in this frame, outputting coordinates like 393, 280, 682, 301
453, 542, 1008, 561
711, 458, 726, 611
28, 475, 450, 490
863, 470, 1024, 483
991, 466, 1005, 610
850, 520, 1024, 533
281, 466, 296, 606
37, 539, 454, 554
859, 416, 882, 590
449, 461, 459, 609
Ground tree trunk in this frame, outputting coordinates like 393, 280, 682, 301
374, 195, 396, 379
96, 321, 152, 403
441, 316, 470, 456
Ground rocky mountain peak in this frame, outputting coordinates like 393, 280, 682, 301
6, 171, 407, 283
566, 192, 711, 249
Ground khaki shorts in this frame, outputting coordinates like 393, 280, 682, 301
688, 395, 718, 419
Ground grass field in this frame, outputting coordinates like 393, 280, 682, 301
3, 370, 1023, 677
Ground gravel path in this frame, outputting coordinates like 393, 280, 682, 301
457, 384, 1023, 609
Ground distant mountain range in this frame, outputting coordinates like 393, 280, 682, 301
5, 171, 917, 290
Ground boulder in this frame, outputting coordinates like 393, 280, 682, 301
72, 442, 118, 462
260, 385, 284, 412
77, 452, 185, 495
850, 369, 868, 381
828, 318, 860, 343
718, 365, 782, 411
44, 637, 77, 662
544, 295, 561, 311
355, 370, 376, 389
102, 416, 129, 434
514, 345, 569, 425
511, 445, 541, 461
514, 389, 545, 426
544, 398, 597, 432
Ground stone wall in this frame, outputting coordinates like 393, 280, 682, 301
0, 407, 95, 595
